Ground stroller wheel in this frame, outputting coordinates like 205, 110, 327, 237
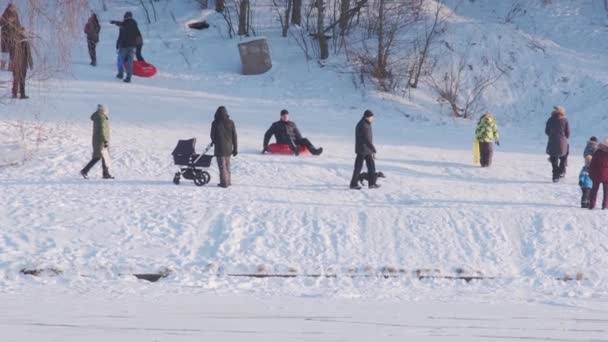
193, 176, 205, 186
201, 171, 211, 185
173, 173, 180, 185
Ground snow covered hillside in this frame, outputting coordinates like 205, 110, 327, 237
1, 0, 607, 317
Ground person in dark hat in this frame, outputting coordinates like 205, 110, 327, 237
350, 110, 379, 190
112, 11, 141, 83
262, 109, 323, 156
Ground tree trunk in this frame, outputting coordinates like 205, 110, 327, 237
292, 0, 302, 26
376, 0, 386, 78
238, 0, 250, 35
339, 0, 350, 34
317, 0, 329, 60
216, 0, 225, 12
282, 0, 293, 37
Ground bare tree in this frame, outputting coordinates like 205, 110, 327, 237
272, 0, 293, 37
345, 0, 421, 90
292, 0, 302, 25
317, 0, 329, 59
427, 51, 505, 118
238, 0, 250, 35
216, 0, 226, 12
409, 0, 446, 88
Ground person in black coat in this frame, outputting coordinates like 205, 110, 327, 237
110, 16, 144, 63
262, 109, 323, 156
210, 106, 238, 188
112, 11, 141, 83
350, 110, 379, 190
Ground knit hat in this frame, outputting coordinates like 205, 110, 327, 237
590, 136, 598, 142
280, 109, 289, 116
553, 105, 566, 116
124, 11, 133, 19
363, 110, 374, 118
97, 104, 109, 115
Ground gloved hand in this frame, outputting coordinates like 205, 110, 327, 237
495, 140, 500, 146
579, 181, 583, 187
232, 150, 238, 157
104, 141, 109, 148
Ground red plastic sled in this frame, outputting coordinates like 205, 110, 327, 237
267, 143, 308, 155
131, 61, 157, 77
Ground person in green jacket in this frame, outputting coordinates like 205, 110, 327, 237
475, 112, 500, 167
80, 104, 114, 179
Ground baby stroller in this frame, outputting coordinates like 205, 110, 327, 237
171, 138, 213, 186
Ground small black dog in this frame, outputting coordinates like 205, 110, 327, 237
358, 171, 385, 185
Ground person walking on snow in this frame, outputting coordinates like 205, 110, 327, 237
545, 106, 570, 182
579, 156, 593, 208
0, 3, 21, 70
84, 12, 100, 66
10, 27, 32, 99
210, 106, 238, 188
80, 105, 114, 179
114, 11, 141, 83
350, 110, 380, 190
262, 109, 323, 156
588, 138, 608, 210
474, 112, 500, 167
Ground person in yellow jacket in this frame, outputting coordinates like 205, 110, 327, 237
474, 112, 500, 167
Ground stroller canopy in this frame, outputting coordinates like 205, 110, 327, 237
172, 138, 196, 156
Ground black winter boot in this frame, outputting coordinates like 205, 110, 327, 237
311, 147, 323, 156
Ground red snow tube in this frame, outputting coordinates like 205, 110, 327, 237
131, 61, 157, 77
267, 143, 308, 155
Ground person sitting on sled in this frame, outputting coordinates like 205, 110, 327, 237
262, 109, 323, 156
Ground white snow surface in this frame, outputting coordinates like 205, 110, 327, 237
1, 1, 608, 339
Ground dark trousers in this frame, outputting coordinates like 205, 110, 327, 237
82, 156, 110, 176
87, 39, 97, 64
291, 138, 315, 152
217, 156, 231, 186
589, 182, 608, 209
12, 69, 26, 97
549, 155, 568, 179
581, 188, 591, 208
479, 142, 493, 167
136, 44, 145, 62
350, 154, 376, 186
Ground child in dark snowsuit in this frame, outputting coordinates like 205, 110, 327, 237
579, 156, 593, 208
584, 136, 598, 159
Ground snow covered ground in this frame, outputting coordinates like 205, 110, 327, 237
3, 288, 608, 342
1, 0, 608, 340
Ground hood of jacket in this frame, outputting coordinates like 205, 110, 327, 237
214, 106, 229, 121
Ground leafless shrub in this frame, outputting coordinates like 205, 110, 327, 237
5, 113, 51, 164
344, 0, 422, 91
504, 1, 526, 23
409, 0, 447, 89
272, 0, 293, 37
427, 50, 506, 118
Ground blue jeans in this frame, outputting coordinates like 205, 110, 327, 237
117, 47, 135, 79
